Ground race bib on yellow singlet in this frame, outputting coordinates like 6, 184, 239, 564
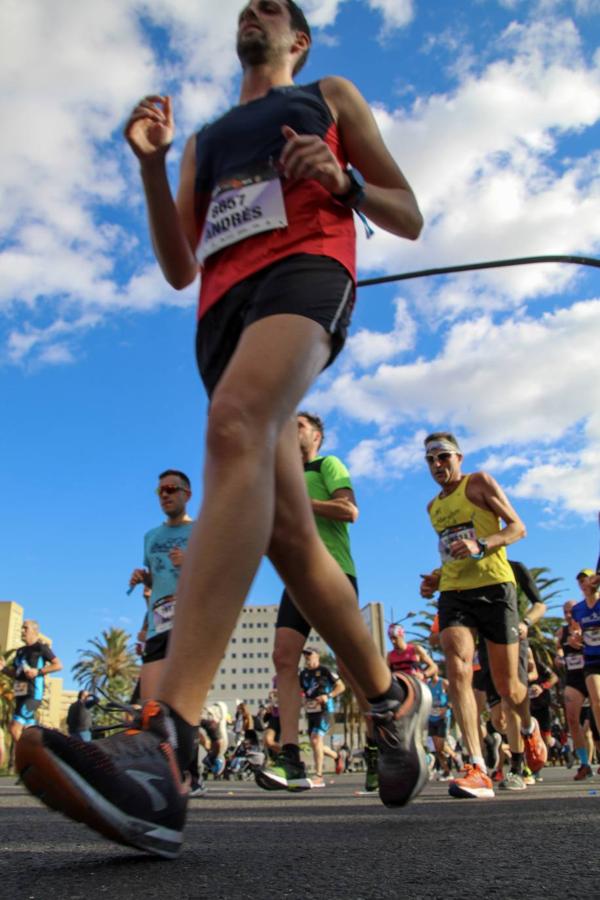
438, 521, 477, 563
13, 681, 29, 697
197, 161, 287, 264
153, 594, 176, 635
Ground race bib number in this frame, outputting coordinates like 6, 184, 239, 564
305, 698, 322, 713
438, 521, 477, 563
566, 653, 584, 670
197, 162, 287, 263
584, 627, 600, 648
431, 706, 446, 718
153, 595, 176, 635
13, 681, 29, 697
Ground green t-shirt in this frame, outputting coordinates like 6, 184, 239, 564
305, 455, 356, 577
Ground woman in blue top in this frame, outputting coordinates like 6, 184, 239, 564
571, 569, 600, 747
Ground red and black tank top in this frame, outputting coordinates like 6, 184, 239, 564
194, 81, 356, 318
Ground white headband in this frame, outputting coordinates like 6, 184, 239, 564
425, 439, 461, 454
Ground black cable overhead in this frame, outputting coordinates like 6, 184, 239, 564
356, 254, 600, 289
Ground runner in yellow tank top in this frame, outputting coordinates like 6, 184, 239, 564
420, 431, 547, 799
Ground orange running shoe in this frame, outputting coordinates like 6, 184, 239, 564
522, 718, 548, 773
448, 764, 494, 799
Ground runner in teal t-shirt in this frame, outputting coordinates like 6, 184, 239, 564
129, 469, 194, 702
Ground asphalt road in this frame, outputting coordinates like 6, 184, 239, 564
0, 767, 598, 900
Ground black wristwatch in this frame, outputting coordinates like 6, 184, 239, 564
332, 168, 366, 210
476, 537, 489, 554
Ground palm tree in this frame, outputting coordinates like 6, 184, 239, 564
515, 566, 564, 667
72, 628, 140, 710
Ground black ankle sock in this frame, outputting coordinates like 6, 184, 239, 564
511, 752, 524, 775
282, 743, 300, 762
367, 678, 407, 705
165, 705, 198, 775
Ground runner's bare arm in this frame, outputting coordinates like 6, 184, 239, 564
40, 657, 63, 677
416, 645, 438, 677
311, 488, 358, 523
124, 96, 198, 289
466, 471, 526, 549
321, 76, 423, 240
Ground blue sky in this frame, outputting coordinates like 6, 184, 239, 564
2, 0, 600, 688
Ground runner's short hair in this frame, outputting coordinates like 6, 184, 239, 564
297, 410, 324, 449
286, 1, 311, 74
158, 469, 191, 490
423, 432, 461, 451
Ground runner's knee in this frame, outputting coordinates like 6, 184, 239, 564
206, 391, 277, 462
273, 636, 303, 674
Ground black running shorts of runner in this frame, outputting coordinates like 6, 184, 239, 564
196, 254, 355, 397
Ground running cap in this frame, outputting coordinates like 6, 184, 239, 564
388, 623, 405, 640
576, 568, 595, 579
425, 437, 461, 455
302, 646, 319, 656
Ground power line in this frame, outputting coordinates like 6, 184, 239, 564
356, 254, 600, 289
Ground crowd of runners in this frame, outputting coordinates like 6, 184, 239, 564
5, 0, 600, 861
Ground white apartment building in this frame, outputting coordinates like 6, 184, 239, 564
206, 600, 384, 716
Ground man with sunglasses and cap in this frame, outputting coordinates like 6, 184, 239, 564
420, 432, 547, 799
299, 646, 345, 787
129, 470, 194, 701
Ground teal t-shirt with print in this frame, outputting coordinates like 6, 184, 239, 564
143, 521, 193, 639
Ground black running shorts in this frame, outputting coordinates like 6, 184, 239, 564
565, 669, 587, 696
476, 635, 529, 708
142, 631, 169, 664
276, 573, 358, 638
428, 718, 449, 739
196, 254, 355, 397
438, 582, 519, 645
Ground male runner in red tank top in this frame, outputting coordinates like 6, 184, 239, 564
17, 1, 428, 857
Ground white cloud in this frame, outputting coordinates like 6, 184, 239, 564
5, 314, 102, 366
358, 17, 600, 316
345, 297, 416, 368
311, 296, 600, 513
366, 0, 415, 31
479, 453, 531, 473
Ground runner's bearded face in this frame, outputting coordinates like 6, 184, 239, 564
236, 1, 294, 68
297, 416, 320, 460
